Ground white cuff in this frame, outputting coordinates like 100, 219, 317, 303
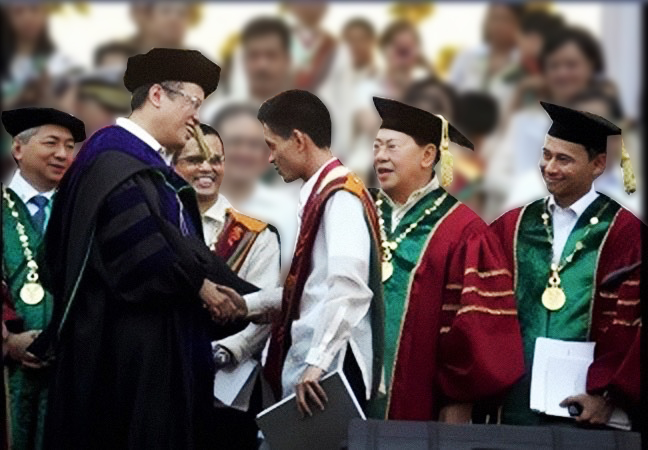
305, 346, 337, 372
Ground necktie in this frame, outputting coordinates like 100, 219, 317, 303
30, 195, 49, 233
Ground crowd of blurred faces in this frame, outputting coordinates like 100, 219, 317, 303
1, 2, 640, 220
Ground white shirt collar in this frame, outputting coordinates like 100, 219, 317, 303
381, 175, 440, 208
203, 194, 232, 224
116, 117, 167, 160
7, 170, 55, 204
548, 185, 599, 218
298, 157, 338, 214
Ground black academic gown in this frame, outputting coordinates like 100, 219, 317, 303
33, 127, 257, 450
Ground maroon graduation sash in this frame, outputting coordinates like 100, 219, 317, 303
263, 159, 382, 400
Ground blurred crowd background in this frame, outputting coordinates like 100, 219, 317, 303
0, 1, 643, 222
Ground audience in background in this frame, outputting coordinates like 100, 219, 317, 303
482, 25, 617, 220
75, 68, 132, 137
448, 3, 524, 115
201, 17, 292, 123
212, 103, 299, 278
2, 4, 73, 110
342, 18, 379, 86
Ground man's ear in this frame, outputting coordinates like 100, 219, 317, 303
11, 139, 23, 163
293, 129, 307, 152
421, 143, 437, 169
148, 84, 164, 108
591, 152, 607, 178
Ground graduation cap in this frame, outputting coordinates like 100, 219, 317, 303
78, 67, 131, 113
373, 96, 473, 187
541, 101, 636, 194
1, 107, 86, 143
123, 48, 221, 97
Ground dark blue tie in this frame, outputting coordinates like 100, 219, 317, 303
30, 195, 49, 233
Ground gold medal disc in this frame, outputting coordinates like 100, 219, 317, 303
542, 286, 566, 311
20, 282, 45, 305
382, 261, 394, 282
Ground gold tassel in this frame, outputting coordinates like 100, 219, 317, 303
620, 139, 636, 194
192, 124, 212, 160
436, 114, 453, 187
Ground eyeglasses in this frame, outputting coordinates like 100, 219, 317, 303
177, 154, 225, 167
162, 86, 203, 111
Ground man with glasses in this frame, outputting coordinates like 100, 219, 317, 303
214, 102, 298, 278
174, 123, 280, 449
32, 48, 258, 449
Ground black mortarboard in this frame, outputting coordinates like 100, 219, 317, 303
1, 107, 86, 142
373, 96, 474, 150
123, 48, 221, 97
541, 101, 621, 154
541, 101, 637, 195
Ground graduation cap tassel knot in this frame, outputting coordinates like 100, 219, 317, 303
437, 114, 453, 187
620, 139, 636, 194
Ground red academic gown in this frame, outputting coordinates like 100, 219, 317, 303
492, 202, 641, 411
383, 195, 525, 421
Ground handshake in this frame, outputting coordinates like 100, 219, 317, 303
199, 279, 248, 324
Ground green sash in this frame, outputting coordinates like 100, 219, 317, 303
3, 188, 54, 450
372, 188, 457, 418
502, 195, 621, 425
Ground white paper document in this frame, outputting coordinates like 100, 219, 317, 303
256, 371, 365, 450
213, 358, 260, 412
530, 337, 631, 430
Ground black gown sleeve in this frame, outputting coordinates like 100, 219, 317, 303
95, 175, 258, 305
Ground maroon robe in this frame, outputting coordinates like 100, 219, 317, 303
385, 200, 525, 421
492, 205, 641, 409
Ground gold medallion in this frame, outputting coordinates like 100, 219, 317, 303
542, 286, 566, 311
20, 282, 45, 305
382, 261, 394, 282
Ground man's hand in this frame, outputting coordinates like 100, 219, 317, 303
6, 330, 45, 369
212, 345, 235, 370
199, 279, 239, 323
439, 403, 473, 424
214, 285, 248, 319
560, 394, 614, 426
295, 366, 327, 418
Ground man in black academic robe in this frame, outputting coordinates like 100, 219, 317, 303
31, 48, 256, 449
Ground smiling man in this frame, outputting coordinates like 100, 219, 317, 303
31, 48, 259, 449
173, 123, 280, 449
1, 107, 85, 450
491, 102, 642, 428
369, 97, 524, 423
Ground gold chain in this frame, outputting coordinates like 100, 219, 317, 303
2, 187, 43, 290
541, 197, 610, 273
376, 191, 448, 263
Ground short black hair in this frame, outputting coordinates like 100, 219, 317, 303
343, 18, 375, 38
172, 123, 223, 164
130, 81, 183, 111
572, 86, 624, 123
540, 26, 604, 74
520, 10, 565, 40
212, 102, 259, 133
257, 89, 331, 149
403, 76, 458, 119
199, 123, 219, 138
93, 41, 137, 67
492, 3, 525, 21
380, 20, 419, 49
130, 82, 153, 111
454, 91, 499, 139
242, 17, 291, 52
